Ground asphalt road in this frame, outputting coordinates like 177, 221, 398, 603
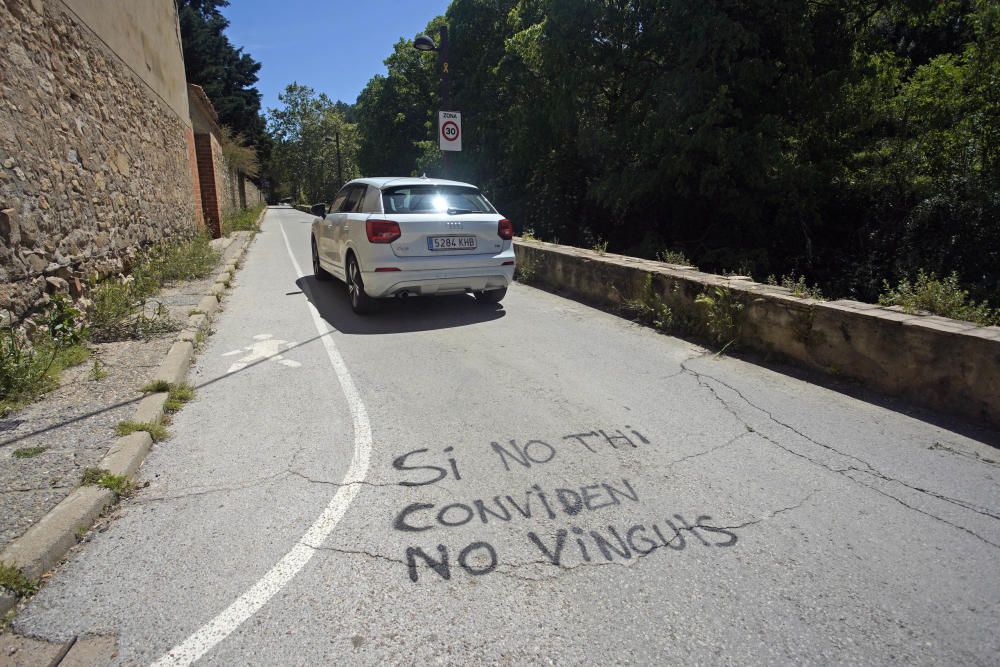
15, 207, 1000, 665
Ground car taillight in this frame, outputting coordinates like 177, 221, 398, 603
366, 219, 401, 243
498, 218, 513, 240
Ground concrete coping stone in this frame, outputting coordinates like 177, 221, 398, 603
211, 283, 226, 298
197, 294, 220, 317
100, 431, 153, 478
0, 486, 115, 579
132, 392, 168, 425
152, 341, 194, 386
188, 313, 207, 330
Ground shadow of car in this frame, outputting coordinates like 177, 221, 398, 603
296, 276, 506, 335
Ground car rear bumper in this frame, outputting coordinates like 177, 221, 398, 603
362, 263, 515, 298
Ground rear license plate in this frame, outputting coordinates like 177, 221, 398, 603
429, 236, 477, 251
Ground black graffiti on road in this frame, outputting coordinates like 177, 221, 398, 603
390, 426, 652, 489
404, 513, 738, 582
390, 427, 740, 583
392, 478, 640, 532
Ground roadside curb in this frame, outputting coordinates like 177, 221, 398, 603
0, 225, 258, 614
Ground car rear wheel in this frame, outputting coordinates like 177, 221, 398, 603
346, 255, 378, 315
312, 238, 332, 281
474, 287, 507, 304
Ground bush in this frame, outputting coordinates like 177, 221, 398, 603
656, 248, 696, 267
878, 271, 999, 326
766, 274, 825, 300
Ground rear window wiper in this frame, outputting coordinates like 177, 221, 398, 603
447, 207, 478, 215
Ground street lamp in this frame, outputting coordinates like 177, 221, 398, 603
413, 27, 451, 176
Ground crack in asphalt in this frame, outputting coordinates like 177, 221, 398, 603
680, 360, 1000, 549
929, 441, 1000, 467
304, 491, 820, 583
661, 430, 753, 469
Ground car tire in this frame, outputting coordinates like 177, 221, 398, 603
474, 287, 507, 304
346, 254, 378, 315
312, 238, 332, 281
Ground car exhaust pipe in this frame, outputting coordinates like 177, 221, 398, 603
397, 290, 410, 299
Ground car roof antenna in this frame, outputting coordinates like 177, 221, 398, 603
420, 173, 428, 179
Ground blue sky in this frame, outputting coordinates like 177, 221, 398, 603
222, 0, 451, 115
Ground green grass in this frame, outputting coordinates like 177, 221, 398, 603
146, 234, 220, 284
115, 420, 169, 442
89, 234, 220, 343
222, 204, 266, 235
80, 467, 133, 497
164, 382, 195, 413
0, 333, 90, 416
140, 379, 171, 393
0, 562, 37, 597
12, 445, 47, 459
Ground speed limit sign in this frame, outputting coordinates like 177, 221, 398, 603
439, 111, 462, 152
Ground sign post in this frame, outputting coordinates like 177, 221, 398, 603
439, 111, 462, 152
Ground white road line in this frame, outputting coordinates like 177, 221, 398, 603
152, 215, 372, 666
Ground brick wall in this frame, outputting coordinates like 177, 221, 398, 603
194, 134, 221, 238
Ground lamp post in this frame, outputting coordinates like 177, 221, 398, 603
414, 26, 450, 177
323, 134, 343, 192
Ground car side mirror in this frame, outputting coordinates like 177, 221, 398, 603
311, 203, 327, 217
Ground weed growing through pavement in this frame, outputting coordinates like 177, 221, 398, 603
89, 359, 108, 381
12, 445, 46, 459
514, 256, 539, 284
592, 238, 609, 256
695, 286, 745, 351
115, 420, 169, 442
80, 467, 134, 497
140, 379, 171, 393
621, 274, 674, 332
0, 562, 38, 597
164, 382, 195, 413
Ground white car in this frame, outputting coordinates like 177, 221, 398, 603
310, 177, 516, 314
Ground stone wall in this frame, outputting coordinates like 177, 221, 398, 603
514, 239, 1000, 427
0, 0, 197, 319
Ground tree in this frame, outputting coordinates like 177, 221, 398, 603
177, 0, 271, 187
268, 84, 360, 204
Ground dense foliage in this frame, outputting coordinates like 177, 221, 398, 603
346, 0, 999, 305
177, 0, 272, 188
267, 84, 361, 204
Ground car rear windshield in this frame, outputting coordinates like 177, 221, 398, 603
381, 185, 496, 214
